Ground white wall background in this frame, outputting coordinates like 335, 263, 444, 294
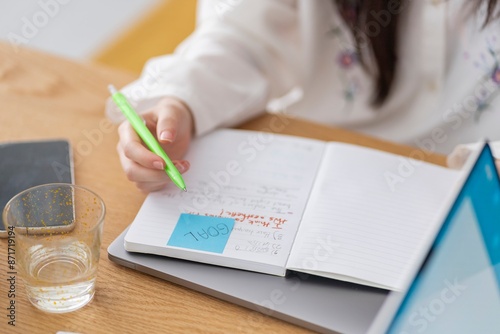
0, 0, 161, 59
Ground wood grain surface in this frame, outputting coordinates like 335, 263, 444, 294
0, 43, 445, 334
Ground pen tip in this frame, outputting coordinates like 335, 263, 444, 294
183, 187, 187, 192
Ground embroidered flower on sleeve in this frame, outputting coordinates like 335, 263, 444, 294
491, 66, 500, 84
337, 50, 358, 69
462, 34, 500, 121
328, 23, 364, 111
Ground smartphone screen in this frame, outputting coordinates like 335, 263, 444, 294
0, 140, 74, 235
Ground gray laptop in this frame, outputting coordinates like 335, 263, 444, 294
108, 143, 500, 334
108, 227, 386, 333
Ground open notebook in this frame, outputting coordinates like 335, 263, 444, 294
124, 129, 461, 291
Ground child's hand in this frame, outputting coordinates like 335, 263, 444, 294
447, 144, 500, 173
117, 97, 194, 193
447, 145, 473, 170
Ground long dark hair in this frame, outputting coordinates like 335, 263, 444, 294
336, 0, 499, 106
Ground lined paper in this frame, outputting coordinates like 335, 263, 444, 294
125, 129, 325, 275
286, 143, 461, 290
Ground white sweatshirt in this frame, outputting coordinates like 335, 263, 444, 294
106, 0, 500, 154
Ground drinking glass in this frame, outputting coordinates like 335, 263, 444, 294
2, 183, 105, 313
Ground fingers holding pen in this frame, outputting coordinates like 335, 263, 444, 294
118, 144, 190, 189
118, 120, 165, 170
117, 126, 190, 191
115, 96, 194, 192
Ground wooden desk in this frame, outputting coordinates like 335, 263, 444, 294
0, 43, 445, 334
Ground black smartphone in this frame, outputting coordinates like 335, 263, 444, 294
0, 139, 74, 237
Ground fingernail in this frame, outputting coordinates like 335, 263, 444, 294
153, 161, 164, 170
160, 130, 174, 142
174, 161, 189, 173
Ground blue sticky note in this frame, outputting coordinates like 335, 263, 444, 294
167, 214, 235, 253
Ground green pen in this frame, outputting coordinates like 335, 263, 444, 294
108, 85, 187, 191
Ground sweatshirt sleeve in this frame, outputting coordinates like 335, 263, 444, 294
105, 0, 303, 136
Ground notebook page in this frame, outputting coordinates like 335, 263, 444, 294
286, 143, 461, 290
125, 129, 325, 275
